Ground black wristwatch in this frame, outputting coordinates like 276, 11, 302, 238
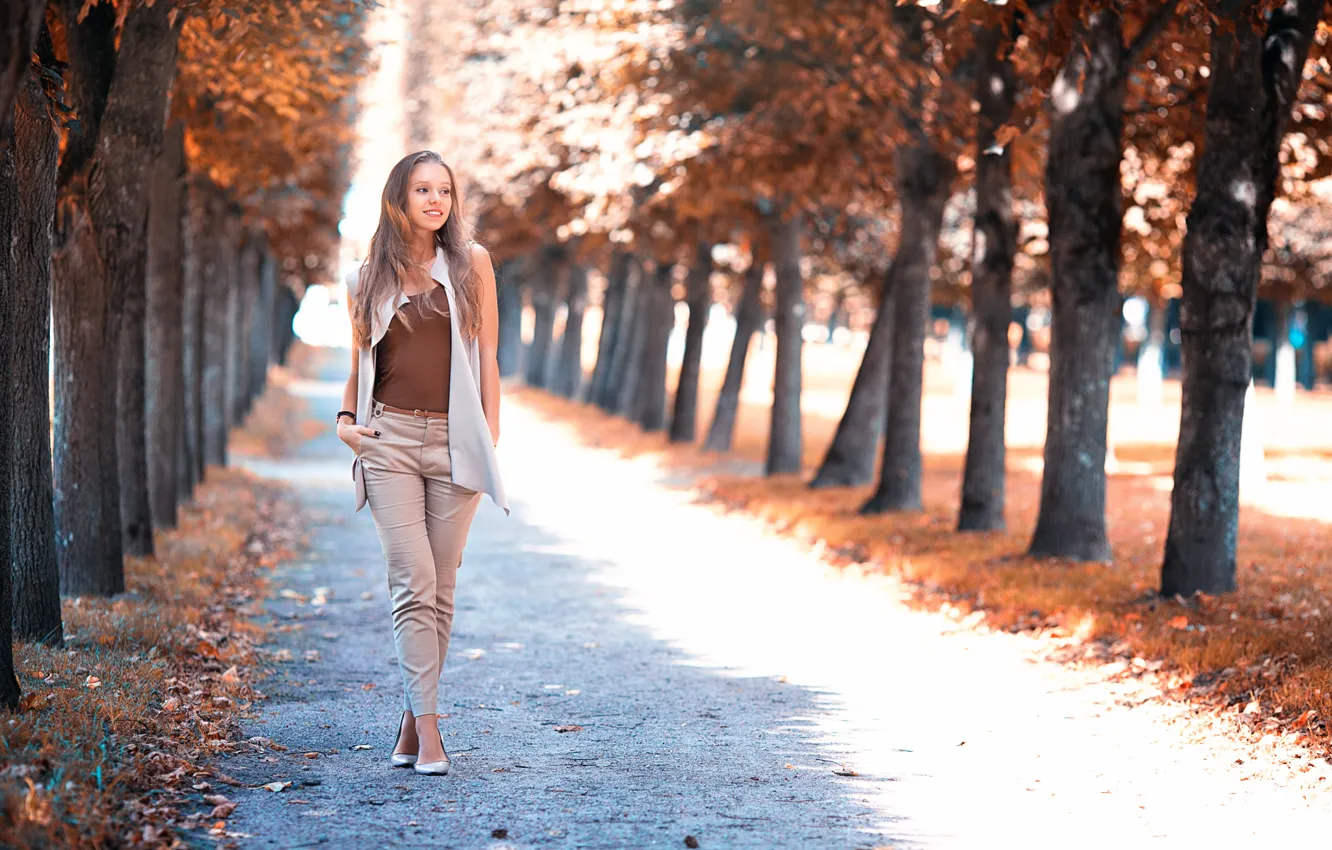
336, 410, 356, 425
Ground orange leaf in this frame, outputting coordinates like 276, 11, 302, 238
1168, 615, 1189, 630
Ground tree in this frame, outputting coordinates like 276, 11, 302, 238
703, 250, 766, 453
11, 39, 62, 646
670, 237, 714, 443
958, 15, 1017, 532
1162, 0, 1322, 595
766, 210, 805, 474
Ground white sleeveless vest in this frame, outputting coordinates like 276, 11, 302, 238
344, 248, 510, 516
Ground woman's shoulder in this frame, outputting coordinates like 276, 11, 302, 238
344, 266, 363, 296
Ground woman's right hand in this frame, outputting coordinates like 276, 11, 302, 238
337, 421, 379, 455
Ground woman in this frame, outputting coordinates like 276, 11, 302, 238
338, 150, 509, 777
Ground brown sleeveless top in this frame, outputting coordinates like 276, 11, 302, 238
372, 286, 451, 412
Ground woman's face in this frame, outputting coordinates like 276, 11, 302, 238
404, 161, 452, 233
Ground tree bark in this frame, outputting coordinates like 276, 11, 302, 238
202, 192, 234, 469
554, 262, 588, 399
233, 232, 260, 421
146, 120, 185, 530
590, 249, 631, 409
670, 240, 713, 443
766, 213, 805, 475
53, 196, 122, 595
863, 147, 955, 511
1027, 12, 1124, 561
497, 260, 524, 379
0, 2, 43, 149
0, 126, 16, 710
248, 245, 276, 405
704, 260, 765, 453
181, 178, 207, 496
606, 256, 644, 413
51, 0, 120, 596
10, 63, 62, 645
526, 262, 559, 389
637, 262, 675, 431
86, 0, 180, 558
1162, 0, 1319, 596
810, 278, 892, 488
958, 23, 1016, 532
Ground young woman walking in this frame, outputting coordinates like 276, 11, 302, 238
338, 150, 509, 776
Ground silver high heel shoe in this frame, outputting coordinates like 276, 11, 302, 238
390, 711, 417, 768
413, 729, 450, 776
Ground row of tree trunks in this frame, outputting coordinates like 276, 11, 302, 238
670, 240, 713, 444
1162, 0, 1321, 595
703, 258, 765, 453
957, 22, 1016, 533
11, 66, 62, 646
863, 145, 955, 513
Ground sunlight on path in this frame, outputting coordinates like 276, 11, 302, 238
499, 398, 1332, 848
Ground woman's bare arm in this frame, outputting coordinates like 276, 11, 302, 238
472, 244, 502, 446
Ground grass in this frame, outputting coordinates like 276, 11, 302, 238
513, 335, 1332, 763
1, 359, 313, 849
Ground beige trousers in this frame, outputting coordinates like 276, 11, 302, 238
360, 399, 482, 717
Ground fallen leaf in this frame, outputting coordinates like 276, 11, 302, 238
351, 744, 372, 751
84, 676, 102, 689
262, 781, 292, 793
553, 725, 583, 733
832, 766, 859, 776
271, 648, 293, 663
685, 836, 700, 848
492, 829, 509, 839
1294, 709, 1317, 729
220, 666, 241, 685
302, 752, 320, 759
361, 682, 377, 691
360, 591, 374, 600
1168, 615, 1189, 630
210, 802, 237, 819
203, 794, 231, 806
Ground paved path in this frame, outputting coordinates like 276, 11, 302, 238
209, 350, 1332, 849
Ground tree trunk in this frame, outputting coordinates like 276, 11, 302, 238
810, 278, 892, 488
862, 147, 955, 511
590, 249, 631, 409
87, 0, 180, 558
223, 239, 242, 429
248, 246, 276, 405
10, 65, 62, 645
1162, 0, 1320, 596
606, 257, 644, 413
958, 23, 1016, 532
0, 1, 44, 148
766, 213, 805, 475
670, 240, 713, 443
53, 196, 122, 595
181, 179, 207, 495
0, 123, 17, 711
637, 263, 675, 431
497, 260, 524, 378
202, 192, 234, 469
145, 120, 185, 530
1027, 12, 1124, 561
554, 262, 588, 399
274, 286, 297, 365
704, 260, 765, 453
233, 233, 260, 422
526, 279, 558, 389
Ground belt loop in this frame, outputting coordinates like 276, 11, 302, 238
372, 399, 384, 417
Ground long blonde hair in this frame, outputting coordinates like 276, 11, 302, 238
351, 151, 484, 349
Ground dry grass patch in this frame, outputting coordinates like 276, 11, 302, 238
512, 380, 1332, 763
3, 401, 306, 847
